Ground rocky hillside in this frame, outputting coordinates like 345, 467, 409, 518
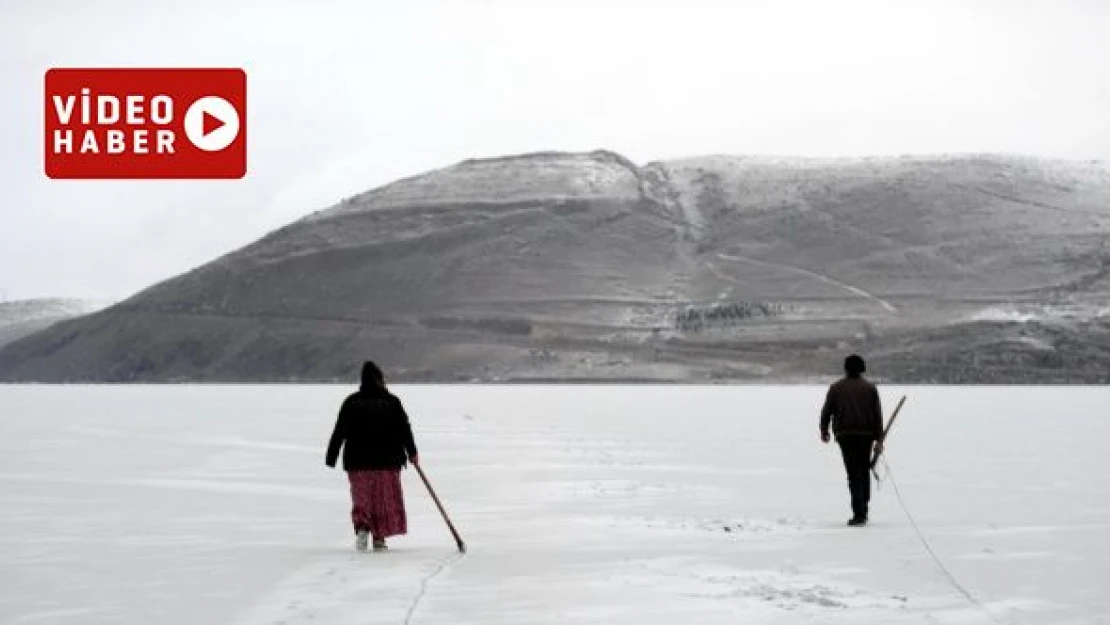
1, 150, 1108, 383
0, 299, 108, 349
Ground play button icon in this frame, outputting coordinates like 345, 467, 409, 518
184, 95, 240, 152
203, 111, 224, 136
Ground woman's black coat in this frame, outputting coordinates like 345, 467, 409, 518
326, 385, 418, 471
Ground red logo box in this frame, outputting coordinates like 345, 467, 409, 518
45, 68, 247, 179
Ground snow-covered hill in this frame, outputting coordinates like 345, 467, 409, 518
308, 150, 645, 219
0, 298, 108, 349
1, 151, 1108, 383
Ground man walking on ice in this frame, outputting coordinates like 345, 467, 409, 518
820, 354, 884, 526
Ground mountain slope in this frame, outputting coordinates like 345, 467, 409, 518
1, 151, 1108, 383
0, 299, 108, 349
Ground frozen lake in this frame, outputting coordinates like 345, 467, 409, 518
1, 385, 1108, 624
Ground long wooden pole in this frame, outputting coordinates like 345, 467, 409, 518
414, 463, 466, 553
871, 395, 907, 478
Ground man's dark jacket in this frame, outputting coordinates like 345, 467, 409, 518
820, 376, 884, 440
326, 385, 418, 471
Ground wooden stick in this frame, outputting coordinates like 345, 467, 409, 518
414, 463, 466, 553
871, 395, 907, 478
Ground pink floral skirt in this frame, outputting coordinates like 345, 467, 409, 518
347, 469, 407, 538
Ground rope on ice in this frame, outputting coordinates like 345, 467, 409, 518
880, 458, 1007, 625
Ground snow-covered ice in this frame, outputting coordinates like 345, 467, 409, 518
1, 385, 1108, 624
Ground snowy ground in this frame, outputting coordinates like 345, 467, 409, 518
2, 385, 1108, 625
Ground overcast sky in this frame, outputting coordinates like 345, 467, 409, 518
2, 0, 1108, 301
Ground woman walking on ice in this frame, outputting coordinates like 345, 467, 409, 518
326, 361, 419, 552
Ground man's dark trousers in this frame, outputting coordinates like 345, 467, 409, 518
838, 435, 874, 520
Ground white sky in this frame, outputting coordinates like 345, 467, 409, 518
2, 0, 1108, 301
